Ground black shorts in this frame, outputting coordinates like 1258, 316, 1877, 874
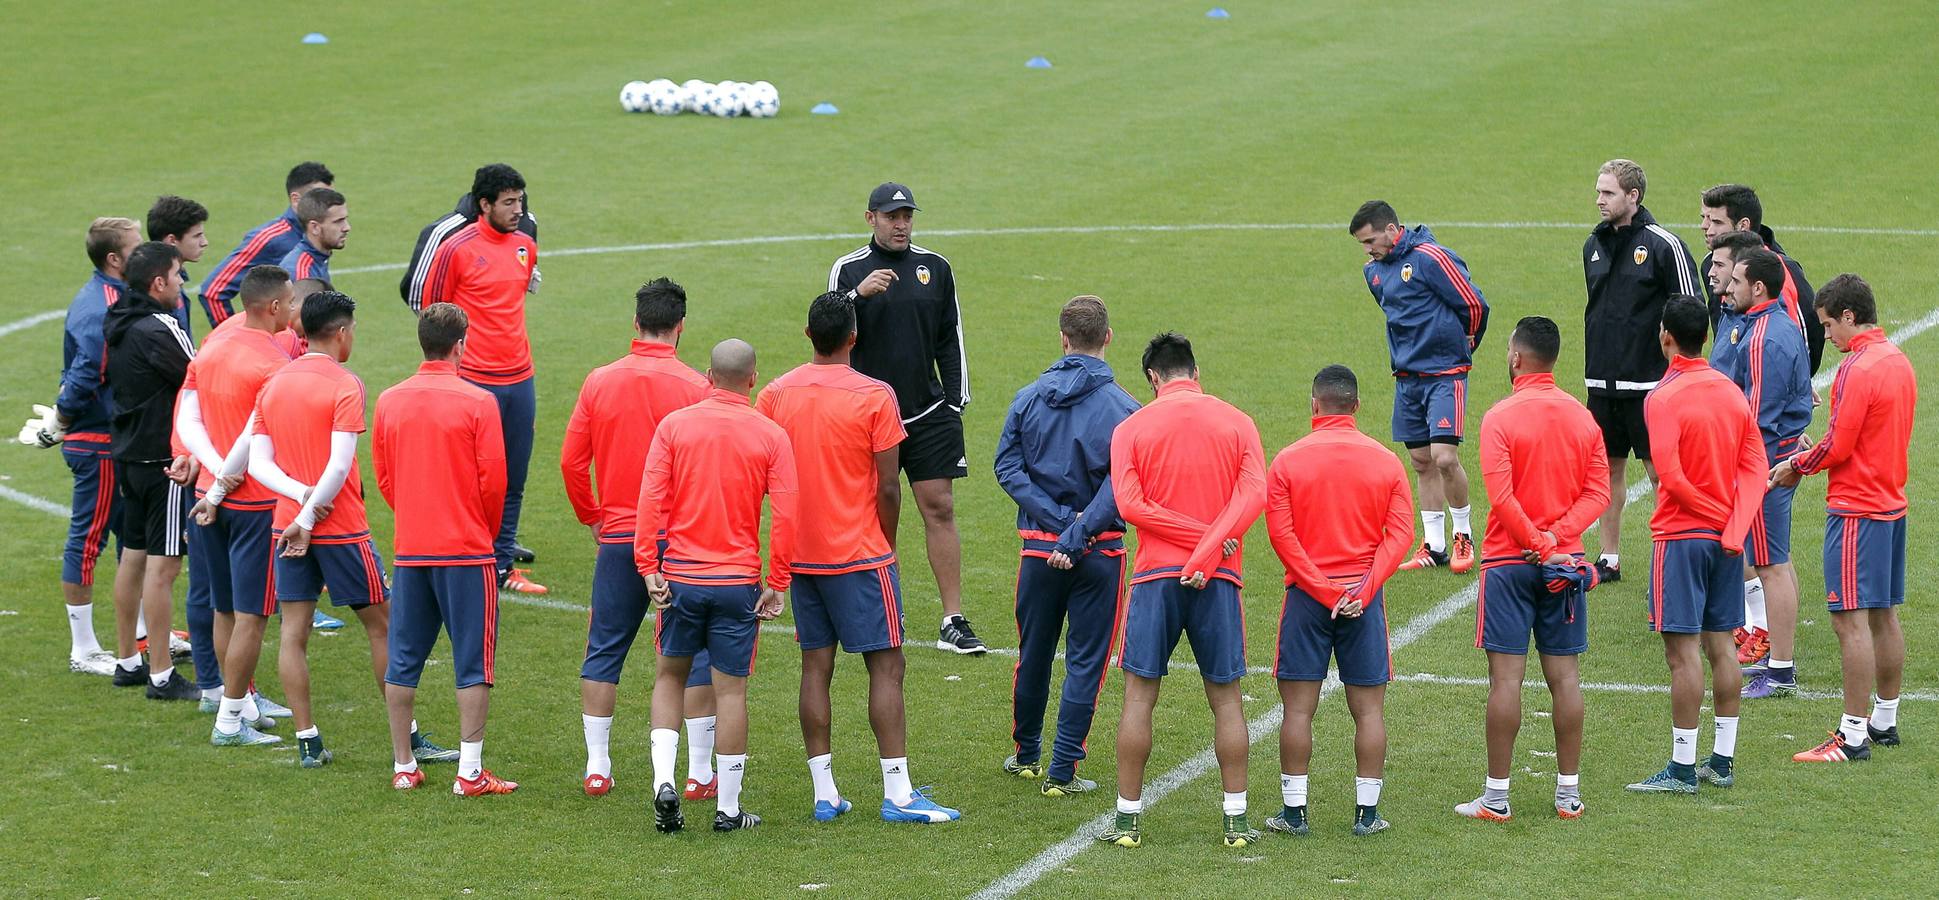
900, 407, 968, 482
116, 462, 188, 557
1587, 394, 1651, 462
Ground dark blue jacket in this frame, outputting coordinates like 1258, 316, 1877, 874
198, 209, 302, 326
994, 354, 1140, 557
55, 270, 127, 437
1363, 225, 1489, 376
1710, 299, 1813, 465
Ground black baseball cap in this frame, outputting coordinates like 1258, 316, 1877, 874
868, 182, 919, 213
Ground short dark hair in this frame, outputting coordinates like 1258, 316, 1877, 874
86, 216, 139, 270
1059, 295, 1109, 351
1141, 331, 1195, 380
1511, 315, 1562, 365
286, 161, 334, 194
1662, 294, 1708, 355
1736, 247, 1786, 300
237, 266, 291, 308
301, 289, 356, 338
1349, 200, 1399, 234
1707, 229, 1763, 257
1700, 183, 1762, 229
1311, 364, 1358, 413
145, 195, 207, 241
634, 277, 687, 334
1816, 273, 1877, 325
472, 163, 526, 207
124, 241, 181, 295
807, 291, 858, 356
418, 302, 469, 359
296, 187, 345, 227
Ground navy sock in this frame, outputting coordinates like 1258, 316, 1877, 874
1667, 760, 1697, 780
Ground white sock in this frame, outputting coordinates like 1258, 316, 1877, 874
881, 756, 913, 805
941, 613, 960, 629
459, 740, 484, 780
1421, 510, 1447, 553
295, 726, 319, 739
1713, 716, 1739, 758
717, 753, 747, 816
1355, 777, 1382, 807
808, 753, 841, 804
242, 693, 263, 722
1483, 775, 1510, 804
1872, 695, 1900, 729
394, 759, 419, 775
215, 696, 245, 735
201, 687, 222, 702
1449, 505, 1472, 537
149, 666, 173, 687
1222, 790, 1247, 816
1769, 658, 1795, 671
410, 718, 420, 735
117, 654, 142, 672
1280, 773, 1308, 808
1599, 553, 1619, 569
650, 728, 679, 791
583, 714, 612, 778
67, 603, 102, 656
1672, 726, 1699, 765
1840, 714, 1869, 747
136, 607, 147, 641
1117, 794, 1143, 815
1556, 773, 1580, 792
686, 716, 717, 782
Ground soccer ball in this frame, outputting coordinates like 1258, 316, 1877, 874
680, 80, 712, 114
645, 79, 682, 115
745, 81, 780, 118
619, 80, 651, 113
709, 81, 745, 117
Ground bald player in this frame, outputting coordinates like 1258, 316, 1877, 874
1455, 317, 1609, 822
637, 340, 797, 834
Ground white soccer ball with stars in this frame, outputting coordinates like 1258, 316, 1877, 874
745, 81, 780, 118
680, 79, 712, 114
619, 80, 651, 113
709, 80, 745, 117
644, 79, 682, 115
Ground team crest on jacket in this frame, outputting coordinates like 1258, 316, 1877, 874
1731, 326, 1741, 343
1633, 245, 1649, 265
1400, 263, 1413, 282
916, 265, 931, 285
517, 246, 529, 267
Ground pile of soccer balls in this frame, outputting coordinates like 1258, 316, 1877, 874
620, 79, 779, 118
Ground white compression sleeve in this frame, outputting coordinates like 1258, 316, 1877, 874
248, 432, 311, 504
173, 391, 224, 471
293, 431, 358, 530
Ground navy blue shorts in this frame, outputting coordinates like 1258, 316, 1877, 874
276, 537, 390, 608
656, 581, 761, 678
386, 563, 498, 689
1478, 563, 1588, 655
1120, 578, 1246, 684
1749, 483, 1795, 567
188, 506, 277, 616
1392, 373, 1466, 446
1648, 537, 1743, 634
60, 441, 119, 586
1824, 514, 1907, 613
1275, 585, 1390, 685
582, 540, 710, 686
793, 564, 903, 653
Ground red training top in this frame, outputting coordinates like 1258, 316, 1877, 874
254, 353, 371, 543
1478, 372, 1611, 564
561, 340, 708, 543
634, 389, 798, 591
423, 220, 539, 385
372, 360, 507, 566
757, 362, 905, 573
1793, 328, 1917, 517
1109, 379, 1267, 586
181, 324, 288, 510
1644, 355, 1766, 552
1265, 414, 1415, 608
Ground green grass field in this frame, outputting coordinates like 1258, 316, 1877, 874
3, 2, 1936, 895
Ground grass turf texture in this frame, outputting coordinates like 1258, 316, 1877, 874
1, 1, 1934, 895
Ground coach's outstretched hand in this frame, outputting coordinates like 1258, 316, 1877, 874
756, 588, 784, 621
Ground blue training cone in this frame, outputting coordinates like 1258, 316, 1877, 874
301, 32, 329, 44
1025, 56, 1052, 69
1206, 7, 1231, 19
810, 102, 839, 115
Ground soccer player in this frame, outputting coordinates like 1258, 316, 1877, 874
372, 303, 515, 795
145, 195, 206, 338
101, 241, 200, 700
1103, 332, 1267, 849
1771, 274, 1915, 762
40, 217, 140, 675
1626, 296, 1765, 794
1454, 317, 1609, 821
1349, 201, 1489, 573
563, 278, 713, 797
1711, 248, 1812, 698
423, 164, 544, 595
1583, 159, 1700, 585
828, 182, 984, 655
198, 161, 333, 327
1264, 364, 1414, 837
1697, 183, 1823, 372
246, 290, 393, 768
760, 292, 962, 824
993, 295, 1139, 797
1705, 231, 1778, 662
277, 187, 348, 287
636, 339, 797, 833
179, 266, 297, 745
401, 190, 539, 314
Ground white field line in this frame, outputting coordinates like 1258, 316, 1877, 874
1394, 672, 1939, 703
0, 309, 65, 339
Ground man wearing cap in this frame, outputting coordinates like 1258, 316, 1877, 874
828, 183, 983, 655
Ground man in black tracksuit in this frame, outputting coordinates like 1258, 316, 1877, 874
828, 182, 985, 655
1695, 183, 1824, 374
103, 241, 201, 700
1582, 159, 1700, 584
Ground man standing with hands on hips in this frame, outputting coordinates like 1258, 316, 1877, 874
829, 182, 984, 655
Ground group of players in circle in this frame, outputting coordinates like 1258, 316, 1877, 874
33, 158, 1911, 845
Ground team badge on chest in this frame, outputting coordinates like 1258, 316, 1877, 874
517, 246, 529, 268
1633, 245, 1649, 265
1400, 263, 1413, 283
916, 265, 931, 285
